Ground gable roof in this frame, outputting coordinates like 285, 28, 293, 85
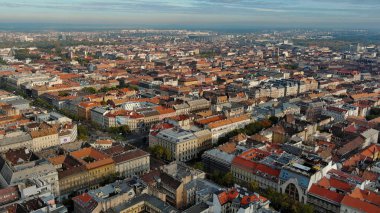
308, 184, 344, 204
341, 195, 380, 213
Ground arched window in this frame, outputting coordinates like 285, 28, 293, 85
285, 183, 299, 201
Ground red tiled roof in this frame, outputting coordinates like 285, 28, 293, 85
241, 194, 268, 206
150, 123, 174, 131
239, 148, 271, 160
73, 193, 98, 210
308, 184, 344, 204
154, 106, 175, 115
326, 106, 347, 113
196, 115, 224, 125
73, 193, 92, 204
361, 171, 379, 182
341, 195, 380, 213
349, 188, 380, 206
232, 156, 280, 178
113, 149, 149, 164
329, 178, 353, 192
217, 188, 239, 205
327, 169, 365, 184
70, 147, 114, 170
78, 101, 100, 109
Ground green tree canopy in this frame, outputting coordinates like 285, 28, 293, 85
81, 87, 97, 94
77, 125, 89, 141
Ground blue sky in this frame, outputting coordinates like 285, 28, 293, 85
0, 0, 379, 29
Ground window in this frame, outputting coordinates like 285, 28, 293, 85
285, 183, 299, 201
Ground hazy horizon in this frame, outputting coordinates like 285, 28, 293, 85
0, 0, 379, 31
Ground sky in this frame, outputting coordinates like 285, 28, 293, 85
0, 0, 379, 29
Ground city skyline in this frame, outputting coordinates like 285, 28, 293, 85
1, 3, 380, 212
0, 0, 379, 29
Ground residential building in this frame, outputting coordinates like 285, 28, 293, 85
207, 114, 251, 143
141, 162, 205, 209
103, 143, 150, 177
149, 127, 211, 162
48, 147, 115, 196
231, 149, 280, 190
73, 178, 143, 213
0, 148, 59, 196
212, 185, 271, 213
111, 194, 179, 213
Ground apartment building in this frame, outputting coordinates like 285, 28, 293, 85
231, 149, 280, 190
103, 143, 150, 177
73, 178, 142, 213
149, 127, 212, 162
26, 122, 60, 151
207, 114, 251, 143
0, 148, 59, 196
141, 162, 205, 209
0, 131, 32, 153
48, 147, 115, 196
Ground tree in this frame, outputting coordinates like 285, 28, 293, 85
260, 187, 313, 213
299, 204, 314, 213
215, 119, 275, 146
150, 145, 171, 161
162, 147, 172, 161
150, 145, 164, 159
99, 87, 111, 93
107, 127, 119, 134
269, 116, 279, 125
107, 125, 130, 137
222, 172, 234, 186
209, 170, 234, 187
117, 80, 127, 89
366, 107, 380, 120
14, 49, 40, 61
284, 63, 299, 70
77, 57, 90, 66
82, 87, 97, 94
58, 91, 70, 97
77, 125, 89, 141
193, 162, 205, 171
31, 98, 53, 110
249, 180, 260, 192
211, 170, 222, 183
128, 84, 139, 91
100, 172, 122, 186
119, 125, 130, 136
0, 57, 6, 65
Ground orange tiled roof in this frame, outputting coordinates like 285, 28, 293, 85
208, 119, 232, 129
48, 155, 66, 165
241, 194, 268, 206
154, 106, 175, 115
308, 184, 344, 204
232, 155, 280, 178
208, 115, 250, 129
349, 188, 380, 205
197, 115, 224, 125
341, 194, 380, 213
95, 139, 113, 145
361, 171, 379, 182
78, 101, 101, 109
350, 92, 379, 100
70, 148, 114, 170
218, 142, 237, 154
73, 193, 93, 204
217, 188, 239, 205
